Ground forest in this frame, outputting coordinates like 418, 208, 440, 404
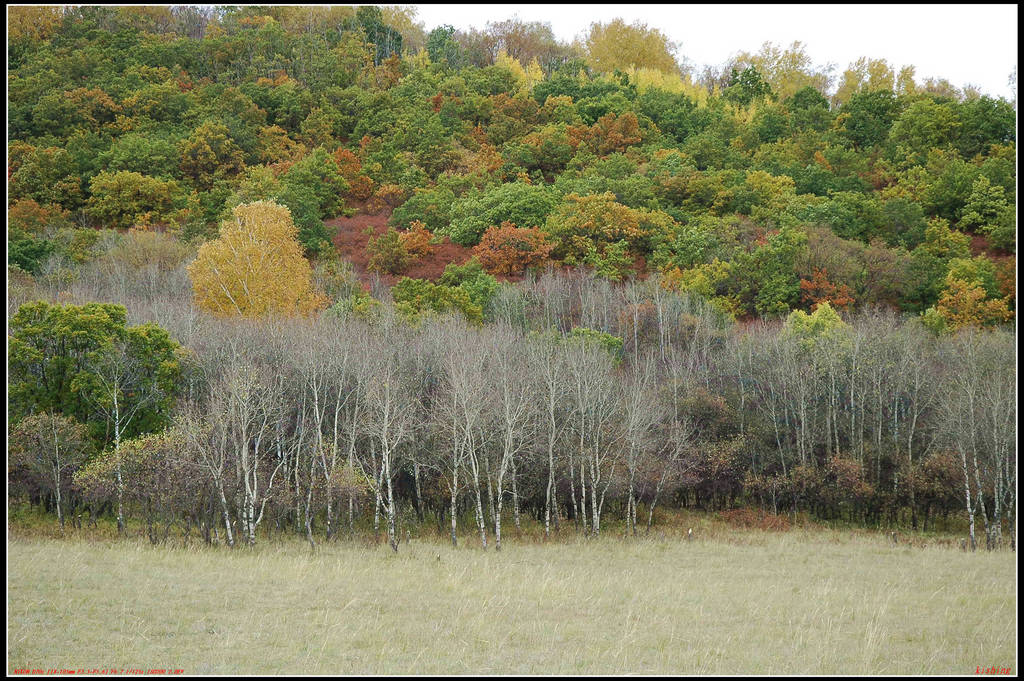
7, 6, 1017, 554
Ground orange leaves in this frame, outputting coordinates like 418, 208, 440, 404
799, 268, 855, 312
994, 259, 1015, 300
375, 183, 407, 206
258, 125, 307, 164
333, 148, 375, 201
254, 70, 293, 87
463, 141, 504, 176
586, 112, 644, 156
8, 199, 69, 235
472, 221, 554, 276
333, 148, 362, 177
188, 201, 327, 318
398, 221, 436, 259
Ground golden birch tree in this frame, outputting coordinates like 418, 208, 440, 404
188, 201, 327, 318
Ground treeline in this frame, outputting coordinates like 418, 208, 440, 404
7, 5, 1016, 330
8, 245, 1015, 551
5, 6, 1016, 551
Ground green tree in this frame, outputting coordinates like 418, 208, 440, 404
389, 186, 457, 233
439, 259, 500, 317
959, 176, 1015, 252
837, 89, 900, 149
367, 227, 412, 275
426, 24, 463, 68
179, 121, 245, 190
281, 147, 349, 219
888, 98, 961, 164
391, 277, 482, 324
724, 67, 773, 106
446, 182, 558, 246
9, 301, 182, 447
85, 170, 181, 229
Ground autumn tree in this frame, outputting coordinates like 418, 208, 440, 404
473, 221, 554, 275
398, 220, 436, 259
799, 268, 855, 312
9, 414, 93, 533
585, 19, 679, 74
543, 192, 651, 262
188, 201, 327, 317
930, 278, 1013, 332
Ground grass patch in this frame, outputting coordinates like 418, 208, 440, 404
7, 526, 1015, 674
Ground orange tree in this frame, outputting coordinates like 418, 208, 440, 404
472, 221, 553, 275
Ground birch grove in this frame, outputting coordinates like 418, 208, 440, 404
17, 274, 1009, 553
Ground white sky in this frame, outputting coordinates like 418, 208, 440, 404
407, 3, 1018, 100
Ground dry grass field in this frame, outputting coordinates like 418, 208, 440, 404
7, 522, 1016, 675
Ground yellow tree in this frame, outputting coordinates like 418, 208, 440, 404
8, 6, 64, 43
730, 41, 830, 101
585, 19, 679, 74
833, 57, 900, 105
188, 201, 327, 318
934, 278, 1013, 331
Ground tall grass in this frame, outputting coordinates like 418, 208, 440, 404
7, 528, 1015, 674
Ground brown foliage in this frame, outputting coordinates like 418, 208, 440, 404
333, 148, 375, 200
719, 508, 792, 531
398, 220, 436, 259
799, 267, 855, 312
472, 221, 554, 275
936, 278, 1013, 330
587, 112, 644, 156
8, 199, 70, 235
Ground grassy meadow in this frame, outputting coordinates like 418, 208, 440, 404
6, 520, 1016, 675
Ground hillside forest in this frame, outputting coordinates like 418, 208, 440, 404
7, 6, 1017, 552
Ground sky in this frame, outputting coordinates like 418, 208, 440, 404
408, 3, 1018, 100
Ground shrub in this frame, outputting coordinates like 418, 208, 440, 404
583, 239, 634, 281
391, 277, 482, 324
472, 221, 554, 275
398, 220, 436, 259
367, 227, 411, 275
445, 182, 557, 246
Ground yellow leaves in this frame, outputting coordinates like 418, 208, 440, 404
935, 278, 1013, 332
627, 67, 709, 106
545, 193, 658, 262
495, 50, 544, 94
585, 19, 679, 74
730, 41, 829, 101
188, 201, 328, 319
8, 6, 63, 43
